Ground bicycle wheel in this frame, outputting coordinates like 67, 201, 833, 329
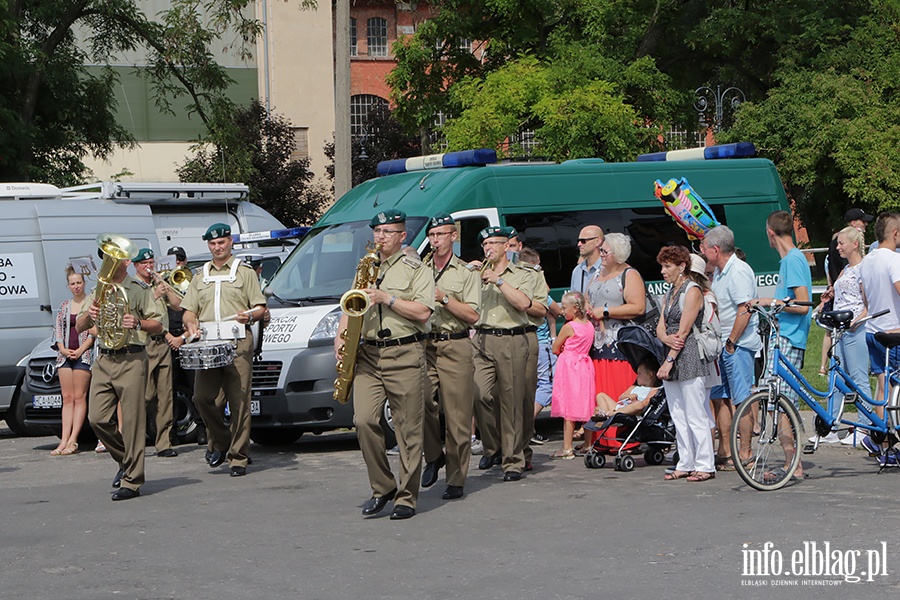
731, 391, 803, 491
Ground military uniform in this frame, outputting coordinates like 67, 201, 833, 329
519, 262, 549, 466
423, 254, 480, 488
353, 250, 435, 510
81, 279, 162, 493
181, 256, 266, 469
134, 277, 174, 452
473, 262, 532, 475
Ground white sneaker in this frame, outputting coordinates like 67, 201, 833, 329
470, 437, 484, 455
386, 445, 400, 456
808, 431, 840, 444
840, 434, 858, 446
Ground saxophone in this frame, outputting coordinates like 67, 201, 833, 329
333, 242, 382, 404
95, 233, 139, 350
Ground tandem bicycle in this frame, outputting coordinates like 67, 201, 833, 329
731, 301, 897, 491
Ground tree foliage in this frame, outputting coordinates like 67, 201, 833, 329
177, 100, 328, 227
388, 0, 890, 243
0, 0, 315, 184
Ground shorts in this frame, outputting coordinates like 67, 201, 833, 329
60, 357, 91, 372
765, 335, 805, 408
866, 332, 900, 375
710, 345, 756, 405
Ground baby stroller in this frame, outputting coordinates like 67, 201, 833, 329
583, 326, 677, 472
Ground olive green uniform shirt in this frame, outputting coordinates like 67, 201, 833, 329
362, 251, 435, 340
80, 279, 163, 348
133, 278, 171, 333
518, 263, 550, 327
430, 255, 480, 334
181, 257, 267, 321
477, 262, 531, 328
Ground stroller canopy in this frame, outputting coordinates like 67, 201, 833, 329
615, 325, 666, 372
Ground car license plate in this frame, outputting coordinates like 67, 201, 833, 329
224, 400, 261, 416
33, 394, 63, 409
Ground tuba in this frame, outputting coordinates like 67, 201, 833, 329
333, 242, 382, 404
95, 233, 139, 350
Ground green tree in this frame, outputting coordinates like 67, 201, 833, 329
178, 100, 328, 227
0, 0, 314, 185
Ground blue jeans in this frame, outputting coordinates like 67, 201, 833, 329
535, 342, 556, 408
710, 345, 755, 405
838, 327, 872, 426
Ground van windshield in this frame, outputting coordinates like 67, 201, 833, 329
267, 218, 426, 304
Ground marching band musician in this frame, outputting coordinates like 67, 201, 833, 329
420, 213, 480, 500
333, 209, 434, 520
181, 223, 269, 478
472, 226, 535, 482
77, 238, 164, 501
132, 248, 179, 458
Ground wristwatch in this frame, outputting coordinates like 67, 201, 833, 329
603, 306, 610, 320
441, 295, 450, 305
496, 277, 505, 287
134, 319, 141, 331
665, 355, 675, 363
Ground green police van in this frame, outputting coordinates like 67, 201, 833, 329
249, 144, 790, 446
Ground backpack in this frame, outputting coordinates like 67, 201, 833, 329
677, 283, 722, 362
620, 268, 662, 333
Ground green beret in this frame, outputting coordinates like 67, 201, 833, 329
203, 223, 231, 241
426, 212, 455, 232
369, 209, 407, 228
504, 226, 519, 239
478, 226, 508, 243
134, 248, 154, 262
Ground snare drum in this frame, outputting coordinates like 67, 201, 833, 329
180, 341, 236, 370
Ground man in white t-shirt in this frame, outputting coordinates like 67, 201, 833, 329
859, 212, 900, 414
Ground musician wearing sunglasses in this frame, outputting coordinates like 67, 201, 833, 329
334, 209, 434, 520
420, 213, 480, 501
182, 223, 269, 478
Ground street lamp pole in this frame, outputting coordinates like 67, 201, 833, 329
693, 85, 746, 132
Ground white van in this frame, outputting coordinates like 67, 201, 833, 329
3, 182, 287, 435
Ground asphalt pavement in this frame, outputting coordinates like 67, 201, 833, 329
2, 417, 899, 599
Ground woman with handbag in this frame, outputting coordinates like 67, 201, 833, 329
583, 233, 647, 448
656, 245, 716, 482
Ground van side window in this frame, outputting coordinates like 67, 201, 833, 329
505, 206, 727, 289
457, 217, 491, 262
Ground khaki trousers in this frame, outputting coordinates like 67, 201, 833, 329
193, 336, 253, 468
473, 332, 528, 474
88, 350, 148, 491
145, 337, 173, 451
523, 331, 539, 464
423, 336, 474, 487
353, 341, 426, 509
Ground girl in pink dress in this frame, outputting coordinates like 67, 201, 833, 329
550, 291, 597, 459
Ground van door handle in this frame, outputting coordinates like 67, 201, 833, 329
40, 305, 52, 313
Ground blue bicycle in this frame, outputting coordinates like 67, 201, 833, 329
732, 301, 897, 491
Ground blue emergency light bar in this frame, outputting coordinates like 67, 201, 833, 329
636, 142, 756, 162
377, 148, 498, 176
232, 226, 310, 244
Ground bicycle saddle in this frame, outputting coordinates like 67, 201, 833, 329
874, 331, 900, 348
819, 310, 854, 330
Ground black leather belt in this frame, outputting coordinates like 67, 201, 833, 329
429, 331, 470, 341
478, 326, 534, 337
151, 334, 167, 341
98, 345, 145, 356
364, 332, 427, 347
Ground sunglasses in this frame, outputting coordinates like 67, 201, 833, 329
577, 237, 599, 245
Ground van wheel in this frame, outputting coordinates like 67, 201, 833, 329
5, 389, 52, 437
250, 428, 304, 446
170, 385, 200, 445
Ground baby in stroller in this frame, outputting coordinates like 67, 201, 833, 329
583, 326, 676, 471
587, 360, 662, 426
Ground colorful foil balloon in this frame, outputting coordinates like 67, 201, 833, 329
654, 178, 720, 240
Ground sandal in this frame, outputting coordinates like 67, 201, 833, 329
714, 454, 731, 466
573, 428, 584, 441
763, 467, 806, 483
573, 443, 588, 456
50, 446, 65, 456
716, 459, 736, 471
818, 367, 827, 376
664, 470, 693, 480
550, 448, 575, 460
95, 441, 107, 453
59, 442, 79, 456
687, 471, 715, 482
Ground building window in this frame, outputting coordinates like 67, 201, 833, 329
367, 17, 388, 57
459, 38, 472, 53
665, 127, 706, 150
349, 18, 357, 57
350, 94, 389, 138
290, 127, 309, 161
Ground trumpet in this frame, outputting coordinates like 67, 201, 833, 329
480, 259, 494, 274
421, 247, 435, 266
152, 266, 193, 297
